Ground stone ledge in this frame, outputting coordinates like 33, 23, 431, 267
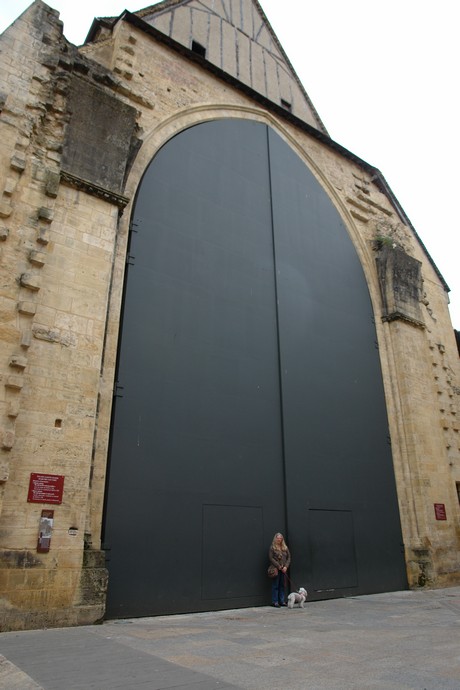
382, 311, 426, 329
60, 171, 130, 209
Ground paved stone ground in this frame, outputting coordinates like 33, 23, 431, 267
1, 587, 459, 689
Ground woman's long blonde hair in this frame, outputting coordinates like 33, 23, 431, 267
271, 532, 287, 551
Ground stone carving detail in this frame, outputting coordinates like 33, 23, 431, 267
376, 246, 425, 327
61, 75, 137, 197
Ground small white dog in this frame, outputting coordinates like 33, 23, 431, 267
287, 587, 308, 609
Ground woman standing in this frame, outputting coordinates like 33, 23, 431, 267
269, 532, 291, 607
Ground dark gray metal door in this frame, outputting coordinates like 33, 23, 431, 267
103, 120, 407, 619
266, 128, 406, 595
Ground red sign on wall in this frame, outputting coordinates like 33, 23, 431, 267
434, 503, 447, 521
27, 473, 65, 505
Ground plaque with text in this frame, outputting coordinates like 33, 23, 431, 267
434, 503, 447, 521
27, 473, 65, 505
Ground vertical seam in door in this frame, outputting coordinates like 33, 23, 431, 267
266, 125, 289, 540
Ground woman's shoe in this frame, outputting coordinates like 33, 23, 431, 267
272, 602, 280, 607
280, 602, 287, 607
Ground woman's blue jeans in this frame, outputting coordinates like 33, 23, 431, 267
272, 571, 286, 604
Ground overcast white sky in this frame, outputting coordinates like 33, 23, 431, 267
1, 0, 459, 329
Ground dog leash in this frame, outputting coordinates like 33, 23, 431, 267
284, 571, 300, 593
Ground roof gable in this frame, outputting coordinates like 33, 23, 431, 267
134, 0, 327, 133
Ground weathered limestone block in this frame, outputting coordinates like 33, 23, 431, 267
45, 169, 60, 197
407, 546, 434, 588
76, 549, 108, 609
3, 177, 17, 195
7, 399, 20, 418
20, 331, 32, 348
32, 324, 76, 347
0, 458, 9, 481
28, 249, 46, 267
37, 206, 54, 223
376, 246, 424, 326
61, 75, 138, 196
5, 376, 23, 391
18, 301, 37, 316
9, 355, 27, 369
10, 154, 26, 173
19, 273, 41, 291
1, 430, 15, 450
0, 201, 13, 218
36, 226, 50, 244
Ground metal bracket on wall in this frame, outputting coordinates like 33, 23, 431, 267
114, 383, 124, 399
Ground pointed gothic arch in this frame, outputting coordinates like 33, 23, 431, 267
103, 118, 407, 618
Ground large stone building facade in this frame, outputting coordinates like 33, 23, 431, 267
0, 0, 459, 631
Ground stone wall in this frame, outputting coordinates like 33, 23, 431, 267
0, 1, 129, 630
0, 0, 458, 630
